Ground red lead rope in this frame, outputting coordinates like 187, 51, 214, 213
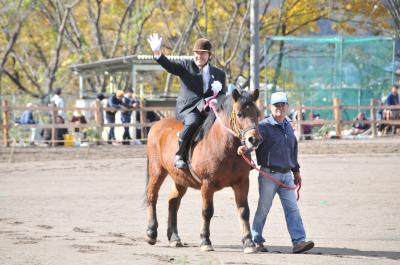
210, 102, 301, 201
240, 154, 301, 201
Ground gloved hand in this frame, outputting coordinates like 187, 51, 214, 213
202, 97, 218, 112
293, 171, 302, 185
211, 80, 222, 95
147, 33, 162, 52
209, 98, 218, 107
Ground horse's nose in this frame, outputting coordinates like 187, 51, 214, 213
248, 136, 260, 146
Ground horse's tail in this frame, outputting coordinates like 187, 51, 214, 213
142, 155, 149, 207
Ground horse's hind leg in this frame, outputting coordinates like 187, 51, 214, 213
145, 159, 167, 245
232, 179, 256, 254
167, 183, 187, 247
199, 183, 215, 251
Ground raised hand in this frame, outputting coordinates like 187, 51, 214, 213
147, 33, 162, 53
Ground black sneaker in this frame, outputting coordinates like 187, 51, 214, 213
292, 240, 314, 254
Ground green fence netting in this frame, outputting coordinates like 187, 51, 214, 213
264, 36, 395, 120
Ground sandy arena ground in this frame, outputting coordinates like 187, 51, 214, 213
0, 138, 400, 265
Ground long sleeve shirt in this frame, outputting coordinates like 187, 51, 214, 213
106, 94, 125, 115
51, 94, 65, 119
255, 116, 300, 173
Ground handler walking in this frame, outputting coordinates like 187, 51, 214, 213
251, 92, 314, 254
147, 33, 226, 169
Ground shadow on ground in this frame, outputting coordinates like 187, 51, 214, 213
212, 245, 400, 260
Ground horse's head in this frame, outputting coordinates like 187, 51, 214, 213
230, 88, 262, 150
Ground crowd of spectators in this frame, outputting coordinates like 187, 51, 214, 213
13, 87, 160, 146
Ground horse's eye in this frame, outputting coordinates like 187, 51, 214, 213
237, 112, 243, 118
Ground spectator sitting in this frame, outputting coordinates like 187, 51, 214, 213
71, 110, 87, 141
16, 103, 37, 145
384, 85, 400, 121
20, 103, 36, 125
386, 85, 399, 106
40, 115, 69, 146
351, 112, 370, 135
291, 110, 312, 140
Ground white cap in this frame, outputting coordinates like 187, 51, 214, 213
270, 92, 288, 105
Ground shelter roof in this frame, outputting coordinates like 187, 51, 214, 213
69, 54, 193, 75
267, 36, 393, 44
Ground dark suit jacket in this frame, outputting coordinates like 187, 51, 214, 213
156, 54, 226, 121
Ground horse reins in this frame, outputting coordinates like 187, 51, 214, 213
210, 102, 301, 201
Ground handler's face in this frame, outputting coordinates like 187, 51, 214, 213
193, 51, 210, 68
271, 102, 288, 121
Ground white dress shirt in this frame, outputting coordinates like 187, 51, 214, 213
51, 94, 66, 119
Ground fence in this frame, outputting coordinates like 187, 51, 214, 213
1, 99, 174, 147
1, 98, 400, 147
292, 98, 400, 139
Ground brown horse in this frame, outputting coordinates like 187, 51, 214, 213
145, 88, 262, 253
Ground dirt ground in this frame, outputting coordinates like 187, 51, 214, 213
0, 138, 400, 265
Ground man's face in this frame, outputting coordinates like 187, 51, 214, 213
193, 51, 210, 68
391, 86, 398, 95
270, 102, 289, 120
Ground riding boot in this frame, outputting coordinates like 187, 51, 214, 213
174, 138, 189, 169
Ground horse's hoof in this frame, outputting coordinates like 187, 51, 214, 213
169, 240, 183, 247
200, 244, 214, 252
243, 246, 257, 254
145, 236, 157, 245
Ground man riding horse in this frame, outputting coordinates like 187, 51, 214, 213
147, 33, 226, 169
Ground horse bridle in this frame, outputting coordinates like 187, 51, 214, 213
229, 106, 259, 146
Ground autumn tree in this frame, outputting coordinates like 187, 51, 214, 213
0, 0, 397, 101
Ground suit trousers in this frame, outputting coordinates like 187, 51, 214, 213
178, 110, 206, 142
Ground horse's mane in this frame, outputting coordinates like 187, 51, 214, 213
193, 89, 255, 142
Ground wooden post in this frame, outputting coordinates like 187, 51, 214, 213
94, 100, 104, 144
2, 99, 10, 147
94, 100, 103, 126
370, 99, 377, 138
140, 100, 145, 140
296, 104, 303, 140
333, 98, 341, 138
51, 103, 57, 147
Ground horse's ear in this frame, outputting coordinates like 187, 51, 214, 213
231, 88, 240, 102
252, 89, 259, 101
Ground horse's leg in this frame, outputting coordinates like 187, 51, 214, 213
232, 178, 256, 254
145, 159, 168, 245
199, 183, 215, 251
167, 183, 187, 247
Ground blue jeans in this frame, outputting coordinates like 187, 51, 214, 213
252, 168, 306, 245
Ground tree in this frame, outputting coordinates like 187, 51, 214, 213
0, 0, 397, 101
0, 0, 34, 99
383, 0, 400, 37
